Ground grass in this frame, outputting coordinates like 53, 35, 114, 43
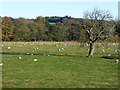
49, 22, 56, 25
1, 41, 119, 88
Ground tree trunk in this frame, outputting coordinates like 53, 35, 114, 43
88, 42, 95, 57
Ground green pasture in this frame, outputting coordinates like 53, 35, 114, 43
1, 41, 119, 88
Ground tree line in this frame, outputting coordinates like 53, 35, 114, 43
1, 15, 119, 42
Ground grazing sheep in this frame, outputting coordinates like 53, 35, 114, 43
0, 63, 3, 66
86, 43, 88, 46
102, 50, 105, 52
58, 49, 61, 51
112, 43, 115, 45
33, 47, 37, 50
19, 57, 22, 59
26, 53, 29, 55
55, 45, 58, 47
61, 48, 64, 50
114, 59, 119, 63
7, 46, 11, 49
108, 54, 111, 56
114, 50, 117, 52
33, 59, 37, 62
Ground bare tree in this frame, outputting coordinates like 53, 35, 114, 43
83, 8, 115, 57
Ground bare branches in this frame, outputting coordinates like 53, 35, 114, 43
84, 8, 115, 57
84, 8, 113, 21
83, 8, 115, 44
86, 28, 93, 42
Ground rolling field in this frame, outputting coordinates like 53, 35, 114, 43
1, 41, 119, 88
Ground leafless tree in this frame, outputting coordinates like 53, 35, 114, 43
83, 8, 115, 57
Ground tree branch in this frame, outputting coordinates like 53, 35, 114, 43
93, 29, 104, 42
86, 28, 93, 42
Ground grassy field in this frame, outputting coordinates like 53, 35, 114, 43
1, 41, 119, 88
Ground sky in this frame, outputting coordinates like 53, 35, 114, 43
1, 1, 118, 19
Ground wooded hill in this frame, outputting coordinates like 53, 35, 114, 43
1, 16, 120, 42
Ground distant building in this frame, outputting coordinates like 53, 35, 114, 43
118, 1, 120, 20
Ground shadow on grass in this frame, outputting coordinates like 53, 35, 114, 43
101, 56, 119, 59
1, 52, 21, 55
4, 52, 118, 59
1, 52, 85, 58
101, 56, 114, 59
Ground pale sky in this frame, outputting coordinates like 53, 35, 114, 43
1, 1, 118, 19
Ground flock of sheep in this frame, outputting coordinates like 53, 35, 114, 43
0, 42, 119, 67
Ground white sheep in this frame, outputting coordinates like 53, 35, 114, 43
0, 63, 3, 66
102, 50, 105, 52
19, 57, 22, 59
34, 59, 37, 62
7, 46, 11, 49
58, 49, 61, 51
114, 59, 119, 63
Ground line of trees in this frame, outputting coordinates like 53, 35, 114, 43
1, 11, 119, 43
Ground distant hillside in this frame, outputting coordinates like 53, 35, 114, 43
45, 15, 83, 23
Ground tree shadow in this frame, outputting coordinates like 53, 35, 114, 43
101, 56, 114, 59
1, 52, 84, 58
101, 56, 119, 59
1, 52, 21, 55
